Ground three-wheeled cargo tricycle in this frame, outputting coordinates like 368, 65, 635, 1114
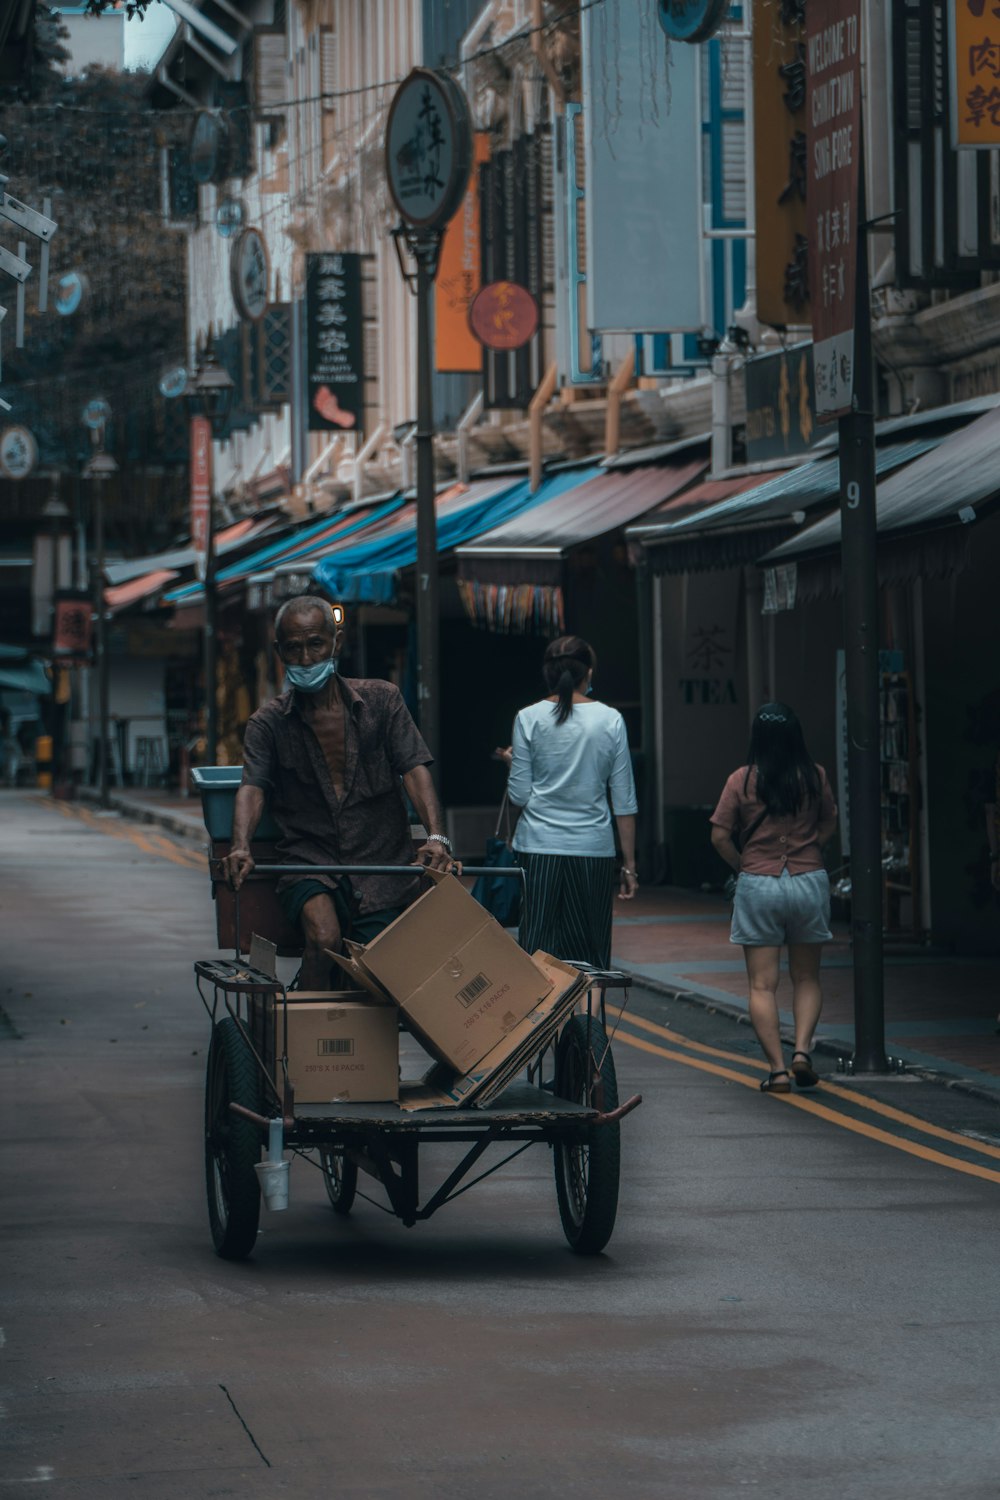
192, 769, 641, 1260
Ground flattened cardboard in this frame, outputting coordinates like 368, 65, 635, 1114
280, 994, 399, 1104
397, 954, 588, 1111
328, 871, 553, 1074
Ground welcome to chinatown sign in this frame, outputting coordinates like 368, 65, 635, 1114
806, 0, 862, 421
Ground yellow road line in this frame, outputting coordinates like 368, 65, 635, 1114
613, 1029, 1000, 1186
610, 1003, 1000, 1163
144, 830, 206, 869
54, 801, 205, 867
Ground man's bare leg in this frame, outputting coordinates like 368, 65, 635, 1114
298, 892, 343, 990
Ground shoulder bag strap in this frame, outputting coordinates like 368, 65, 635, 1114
495, 788, 512, 842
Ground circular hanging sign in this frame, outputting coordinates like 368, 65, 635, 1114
216, 197, 245, 239
230, 226, 270, 322
657, 0, 730, 43
158, 365, 188, 399
0, 425, 38, 480
468, 281, 539, 351
54, 271, 87, 317
81, 397, 112, 431
385, 68, 473, 230
190, 110, 227, 185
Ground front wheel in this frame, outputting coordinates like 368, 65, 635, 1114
319, 1148, 358, 1215
553, 1014, 620, 1255
205, 1016, 262, 1259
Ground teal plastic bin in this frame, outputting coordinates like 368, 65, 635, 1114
190, 766, 282, 842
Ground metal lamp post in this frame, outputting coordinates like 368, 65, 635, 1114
83, 445, 118, 809
185, 349, 234, 768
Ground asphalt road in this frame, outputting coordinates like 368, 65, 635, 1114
3, 790, 1000, 1500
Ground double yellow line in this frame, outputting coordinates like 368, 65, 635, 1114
608, 1004, 1000, 1187
44, 797, 206, 871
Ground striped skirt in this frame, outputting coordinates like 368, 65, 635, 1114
515, 852, 618, 969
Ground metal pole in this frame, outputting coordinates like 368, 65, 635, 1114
414, 237, 439, 763
94, 473, 110, 810
205, 455, 218, 767
838, 171, 887, 1074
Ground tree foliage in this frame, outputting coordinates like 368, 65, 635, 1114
0, 16, 188, 492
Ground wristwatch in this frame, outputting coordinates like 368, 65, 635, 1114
426, 833, 453, 852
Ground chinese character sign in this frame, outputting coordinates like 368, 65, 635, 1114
305, 252, 365, 435
753, 0, 810, 327
951, 0, 1000, 146
744, 342, 818, 463
806, 0, 862, 420
190, 415, 211, 570
53, 592, 93, 661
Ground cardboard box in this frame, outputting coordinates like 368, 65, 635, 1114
279, 994, 399, 1104
329, 870, 554, 1075
397, 953, 589, 1111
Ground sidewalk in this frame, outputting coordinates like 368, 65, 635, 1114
611, 886, 1000, 1097
75, 785, 1000, 1096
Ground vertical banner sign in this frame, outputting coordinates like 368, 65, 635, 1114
753, 0, 810, 328
435, 132, 490, 373
53, 591, 93, 662
189, 415, 211, 580
305, 252, 365, 434
806, 0, 862, 420
950, 0, 1000, 147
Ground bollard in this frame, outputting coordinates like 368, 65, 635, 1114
36, 734, 53, 791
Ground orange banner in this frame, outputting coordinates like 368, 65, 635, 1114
951, 0, 1000, 147
435, 132, 490, 373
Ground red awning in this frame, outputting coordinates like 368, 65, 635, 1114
638, 469, 787, 522
104, 569, 181, 613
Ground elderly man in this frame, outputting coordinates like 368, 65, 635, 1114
223, 594, 453, 989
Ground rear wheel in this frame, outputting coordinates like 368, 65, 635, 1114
205, 1017, 262, 1259
319, 1148, 358, 1215
553, 1014, 620, 1255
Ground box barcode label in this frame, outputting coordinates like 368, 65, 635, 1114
318, 1037, 354, 1056
456, 972, 490, 1008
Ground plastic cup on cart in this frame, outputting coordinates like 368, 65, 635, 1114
254, 1159, 290, 1211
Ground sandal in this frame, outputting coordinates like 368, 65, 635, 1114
791, 1051, 819, 1089
760, 1070, 791, 1093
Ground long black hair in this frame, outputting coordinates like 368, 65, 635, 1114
744, 702, 821, 815
542, 635, 595, 725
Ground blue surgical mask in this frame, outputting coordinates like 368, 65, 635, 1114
285, 658, 337, 692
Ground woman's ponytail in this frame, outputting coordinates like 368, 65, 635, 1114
541, 635, 596, 724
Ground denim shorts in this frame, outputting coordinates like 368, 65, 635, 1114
730, 868, 832, 946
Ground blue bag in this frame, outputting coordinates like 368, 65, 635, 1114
471, 793, 522, 929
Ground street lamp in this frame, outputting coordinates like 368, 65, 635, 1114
184, 348, 234, 767
83, 445, 118, 809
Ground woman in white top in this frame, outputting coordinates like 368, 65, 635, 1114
504, 635, 638, 968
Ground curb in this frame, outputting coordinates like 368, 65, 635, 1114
76, 785, 206, 844
619, 966, 1000, 1111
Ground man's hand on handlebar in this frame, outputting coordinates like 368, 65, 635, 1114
223, 847, 256, 890
414, 840, 462, 876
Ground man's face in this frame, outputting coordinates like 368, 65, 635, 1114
276, 608, 344, 666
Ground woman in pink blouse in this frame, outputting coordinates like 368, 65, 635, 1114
710, 703, 838, 1093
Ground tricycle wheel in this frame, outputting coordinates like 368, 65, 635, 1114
319, 1148, 358, 1215
205, 1016, 262, 1260
553, 1013, 620, 1255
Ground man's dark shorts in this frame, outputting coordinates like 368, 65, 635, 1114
277, 876, 406, 945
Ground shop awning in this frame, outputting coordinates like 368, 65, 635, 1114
105, 569, 180, 614
104, 516, 279, 587
311, 469, 601, 605
765, 401, 1000, 562
0, 658, 50, 694
455, 458, 708, 586
626, 468, 786, 535
164, 494, 406, 606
